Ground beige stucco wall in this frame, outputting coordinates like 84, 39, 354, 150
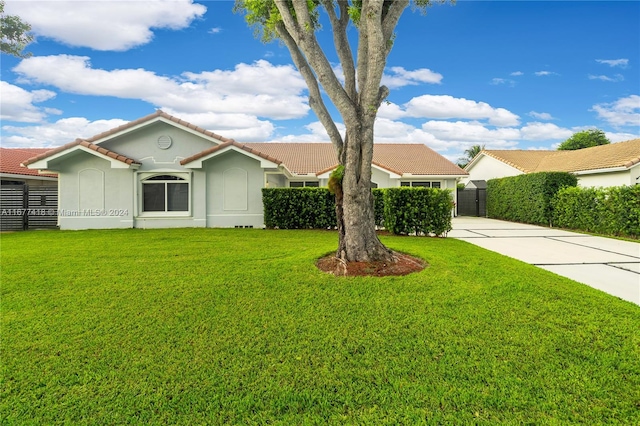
576, 169, 633, 188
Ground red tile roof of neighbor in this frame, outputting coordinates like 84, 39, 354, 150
0, 147, 57, 178
20, 111, 467, 177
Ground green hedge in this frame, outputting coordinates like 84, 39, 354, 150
373, 188, 385, 228
487, 172, 578, 225
552, 185, 640, 238
262, 188, 336, 229
383, 187, 453, 236
263, 187, 453, 236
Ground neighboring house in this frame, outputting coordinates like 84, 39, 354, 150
1, 148, 59, 231
1, 147, 58, 186
463, 138, 640, 188
23, 111, 467, 230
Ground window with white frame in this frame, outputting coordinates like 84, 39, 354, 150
142, 174, 189, 212
289, 181, 319, 187
400, 181, 442, 188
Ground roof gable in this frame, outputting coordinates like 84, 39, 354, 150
180, 141, 282, 169
86, 110, 236, 146
23, 139, 141, 170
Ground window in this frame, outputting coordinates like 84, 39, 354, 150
290, 181, 319, 187
400, 181, 442, 188
142, 174, 189, 212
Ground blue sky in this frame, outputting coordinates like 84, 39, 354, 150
1, 0, 639, 162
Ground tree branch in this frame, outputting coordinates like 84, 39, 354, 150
321, 0, 357, 100
275, 21, 344, 155
381, 0, 409, 54
359, 0, 386, 116
275, 0, 357, 127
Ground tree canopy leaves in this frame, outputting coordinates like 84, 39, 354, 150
457, 144, 485, 168
557, 129, 610, 151
0, 0, 33, 58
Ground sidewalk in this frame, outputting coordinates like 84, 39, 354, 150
450, 217, 640, 306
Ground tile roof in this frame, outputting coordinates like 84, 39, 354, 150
481, 150, 556, 173
482, 139, 640, 173
1, 148, 58, 178
243, 142, 467, 176
21, 139, 141, 167
243, 143, 338, 174
372, 144, 467, 176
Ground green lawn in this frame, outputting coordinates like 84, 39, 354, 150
2, 229, 639, 424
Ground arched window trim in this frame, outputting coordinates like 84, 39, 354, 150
138, 172, 191, 217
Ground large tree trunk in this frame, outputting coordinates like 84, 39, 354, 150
336, 119, 394, 263
263, 0, 413, 265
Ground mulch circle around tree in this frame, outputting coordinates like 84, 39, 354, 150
316, 251, 426, 277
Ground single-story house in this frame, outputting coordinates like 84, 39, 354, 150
23, 111, 467, 230
1, 147, 58, 187
463, 138, 640, 188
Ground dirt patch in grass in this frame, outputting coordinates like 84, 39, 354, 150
316, 251, 426, 277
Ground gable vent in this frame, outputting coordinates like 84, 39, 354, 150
157, 135, 172, 150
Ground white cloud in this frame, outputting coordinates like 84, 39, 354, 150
510, 71, 524, 76
596, 59, 629, 68
377, 102, 406, 120
606, 131, 640, 143
183, 60, 307, 96
4, 0, 206, 51
160, 109, 275, 141
404, 95, 520, 127
0, 81, 57, 123
534, 71, 559, 77
13, 56, 310, 120
276, 121, 346, 143
528, 111, 554, 121
209, 27, 223, 34
421, 120, 521, 144
490, 78, 515, 86
2, 117, 128, 147
520, 122, 573, 141
588, 74, 624, 82
382, 66, 443, 88
592, 95, 640, 127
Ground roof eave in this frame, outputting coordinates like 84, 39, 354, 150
0, 172, 58, 180
573, 166, 630, 175
181, 144, 280, 169
400, 173, 468, 179
24, 144, 140, 170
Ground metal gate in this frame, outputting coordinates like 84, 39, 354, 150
0, 185, 58, 231
457, 188, 486, 217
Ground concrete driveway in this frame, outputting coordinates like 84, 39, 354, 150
450, 217, 640, 306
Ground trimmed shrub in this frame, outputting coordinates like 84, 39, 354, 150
552, 185, 640, 238
383, 187, 453, 236
262, 188, 336, 229
373, 188, 385, 228
487, 172, 578, 225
